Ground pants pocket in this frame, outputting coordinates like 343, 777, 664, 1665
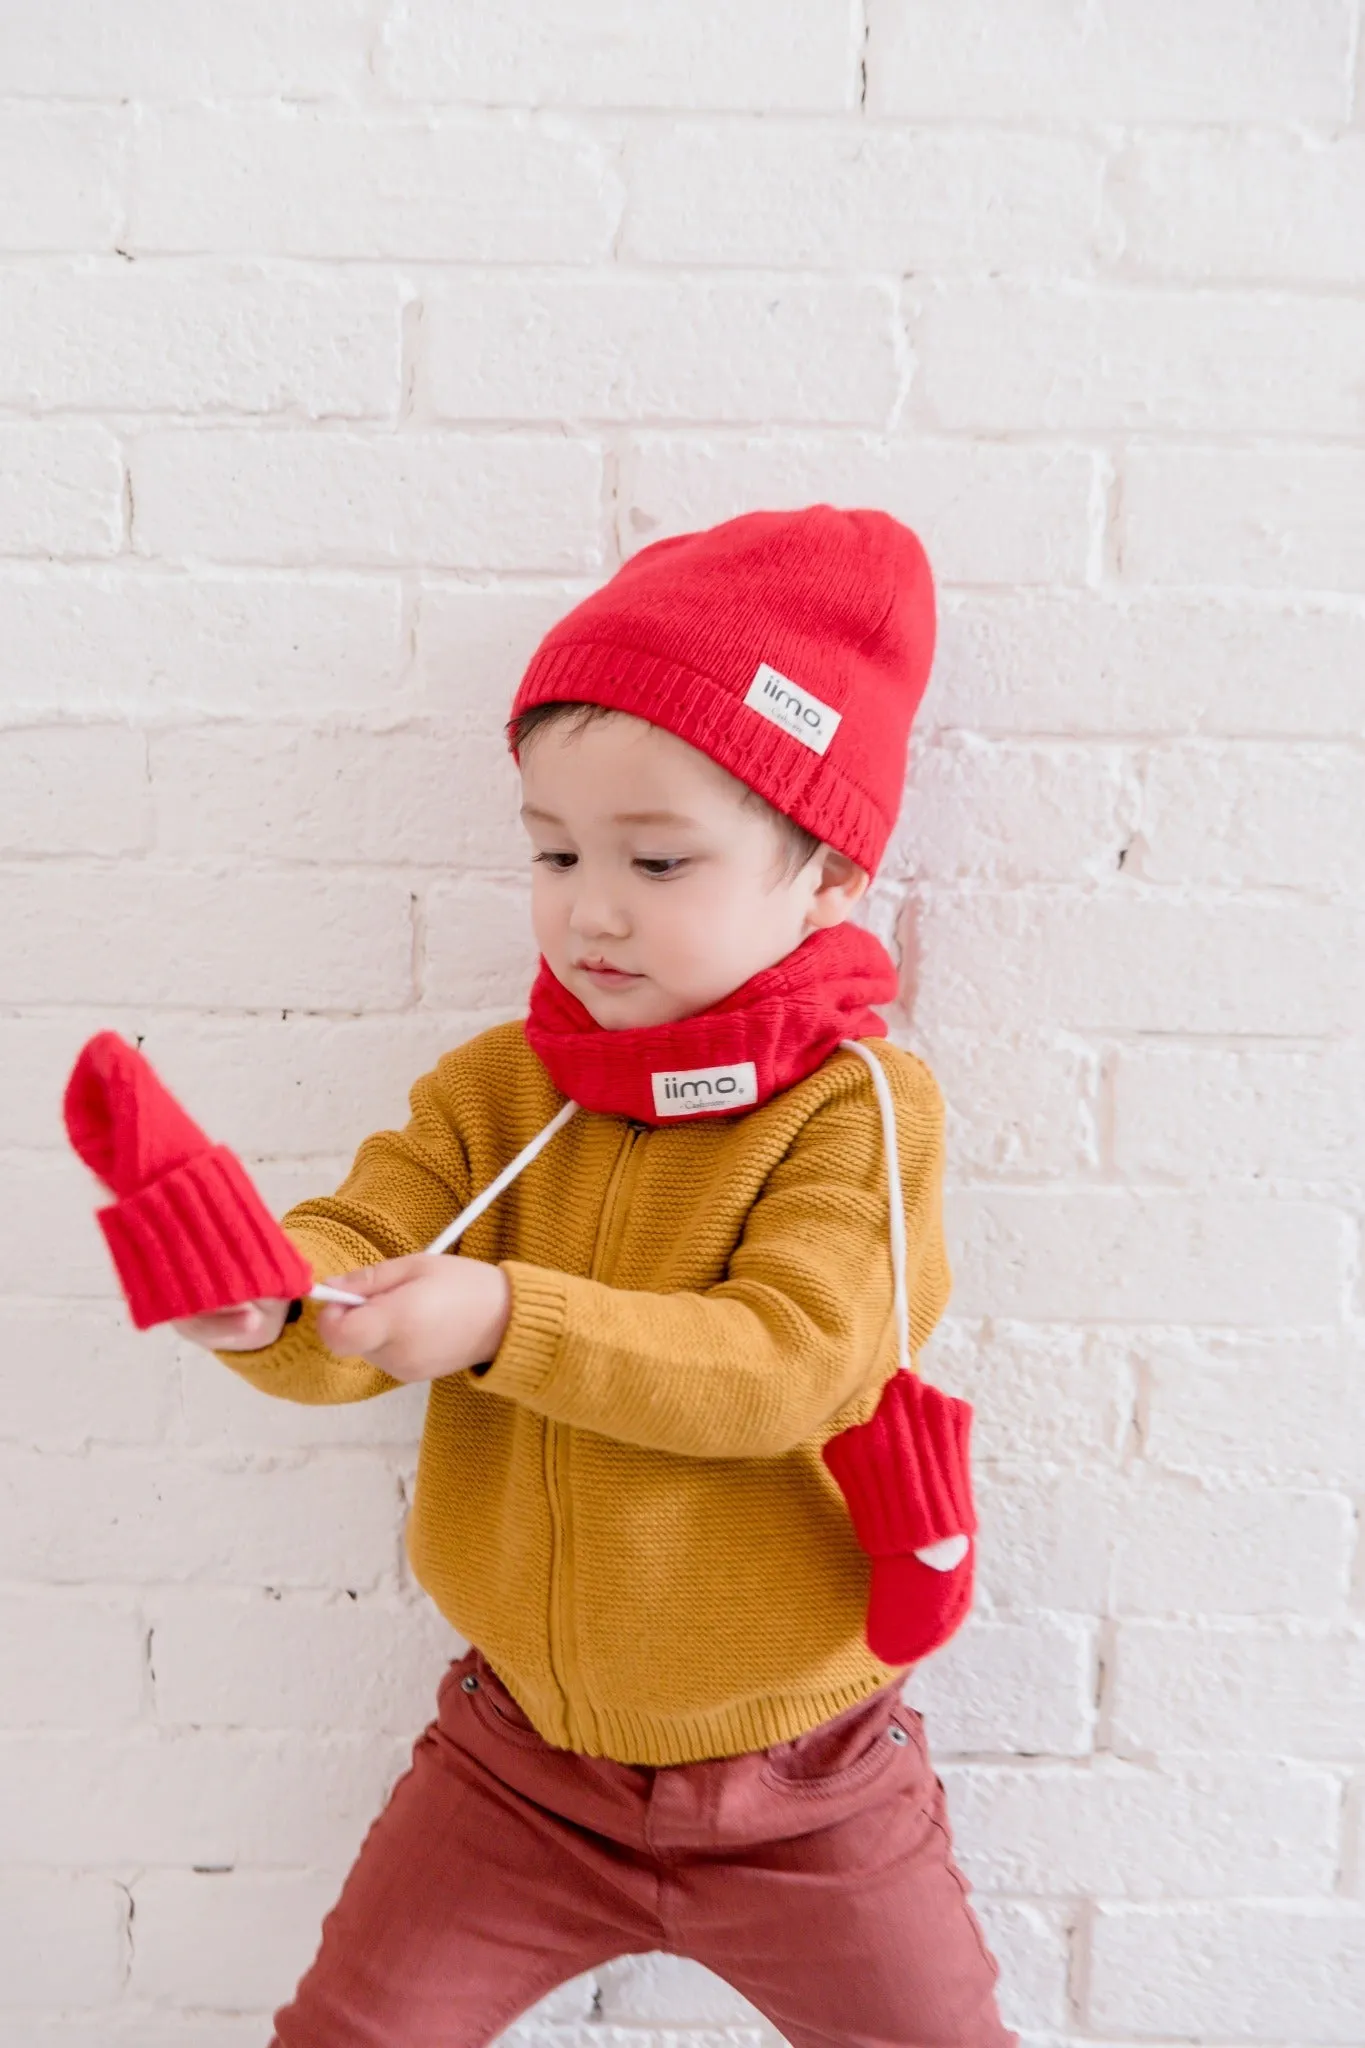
759, 1684, 911, 1799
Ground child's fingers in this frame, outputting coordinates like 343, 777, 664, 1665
173, 1300, 286, 1350
321, 1255, 432, 1299
315, 1296, 393, 1358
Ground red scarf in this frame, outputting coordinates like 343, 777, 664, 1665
524, 924, 897, 1125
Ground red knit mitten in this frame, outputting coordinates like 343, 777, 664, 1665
822, 1370, 977, 1665
63, 1032, 311, 1329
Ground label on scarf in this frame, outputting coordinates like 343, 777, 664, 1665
651, 1060, 759, 1118
744, 662, 842, 755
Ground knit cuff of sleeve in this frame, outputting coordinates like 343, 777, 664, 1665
478, 1261, 568, 1406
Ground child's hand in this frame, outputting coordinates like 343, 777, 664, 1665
313, 1256, 512, 1384
172, 1300, 292, 1352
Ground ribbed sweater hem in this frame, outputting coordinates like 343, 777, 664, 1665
494, 1663, 910, 1766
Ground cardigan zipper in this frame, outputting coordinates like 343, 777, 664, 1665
543, 1117, 647, 1750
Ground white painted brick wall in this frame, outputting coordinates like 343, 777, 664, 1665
0, 3, 1360, 2041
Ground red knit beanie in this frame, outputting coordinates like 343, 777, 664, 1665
508, 505, 935, 877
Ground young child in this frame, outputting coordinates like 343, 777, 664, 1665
172, 507, 1013, 2048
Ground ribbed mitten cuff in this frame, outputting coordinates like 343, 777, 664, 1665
97, 1145, 313, 1329
822, 1371, 976, 1558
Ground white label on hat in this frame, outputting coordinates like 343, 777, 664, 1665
651, 1061, 759, 1118
744, 663, 842, 756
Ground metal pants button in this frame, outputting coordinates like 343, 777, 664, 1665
888, 1724, 909, 1745
461, 1673, 480, 1692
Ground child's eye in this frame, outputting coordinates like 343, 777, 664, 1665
532, 851, 577, 871
634, 857, 687, 877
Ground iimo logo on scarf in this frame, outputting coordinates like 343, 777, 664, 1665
651, 1061, 759, 1118
743, 662, 842, 756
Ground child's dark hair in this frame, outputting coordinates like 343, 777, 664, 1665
509, 699, 824, 878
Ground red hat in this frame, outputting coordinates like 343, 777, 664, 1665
821, 1370, 977, 1666
64, 1032, 311, 1330
508, 505, 935, 877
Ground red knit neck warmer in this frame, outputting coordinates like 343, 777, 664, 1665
524, 923, 897, 1125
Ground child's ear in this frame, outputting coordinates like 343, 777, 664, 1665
804, 850, 869, 930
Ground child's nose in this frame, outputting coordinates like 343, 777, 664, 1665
568, 884, 629, 940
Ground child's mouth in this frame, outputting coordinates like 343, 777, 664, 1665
576, 960, 643, 987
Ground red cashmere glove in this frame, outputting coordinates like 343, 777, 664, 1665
63, 1032, 311, 1329
822, 1370, 977, 1666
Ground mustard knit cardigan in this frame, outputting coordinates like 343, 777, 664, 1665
218, 1023, 952, 1766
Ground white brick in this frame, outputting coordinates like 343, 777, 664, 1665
911, 889, 1363, 1036
923, 1321, 1129, 1466
383, 0, 859, 110
0, 1726, 400, 1865
930, 591, 1365, 738
250, 1154, 361, 1224
865, 0, 1356, 120
131, 429, 603, 574
972, 1902, 1070, 2032
0, 1301, 178, 1454
945, 1759, 1339, 1898
597, 1956, 768, 2025
0, 1592, 144, 1726
415, 582, 594, 719
948, 1188, 1343, 1325
975, 1472, 1115, 1613
623, 123, 1107, 272
133, 107, 620, 262
1111, 1478, 1352, 1620
0, 1153, 124, 1299
889, 738, 1139, 884
1113, 1045, 1365, 1183
1139, 742, 1365, 893
1345, 1781, 1365, 1901
1121, 445, 1365, 593
908, 1615, 1097, 1756
0, 106, 125, 250
0, 2019, 266, 2048
0, 424, 122, 559
148, 1588, 459, 1732
0, 1449, 400, 1589
0, 264, 399, 417
1116, 132, 1365, 286
2, 866, 414, 1009
1111, 1622, 1365, 1761
128, 1013, 477, 1157
1139, 1331, 1365, 1489
1088, 1902, 1365, 2041
0, 0, 373, 96
0, 726, 148, 855
0, 1871, 126, 2006
423, 873, 539, 1008
916, 284, 1365, 436
150, 726, 523, 871
622, 436, 1098, 588
424, 276, 901, 427
0, 566, 403, 717
128, 1866, 336, 2010
907, 1031, 1101, 1182
0, 1011, 159, 1149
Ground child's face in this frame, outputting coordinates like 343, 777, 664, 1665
519, 712, 868, 1028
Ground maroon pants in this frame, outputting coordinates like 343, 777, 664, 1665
271, 1645, 1014, 2048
